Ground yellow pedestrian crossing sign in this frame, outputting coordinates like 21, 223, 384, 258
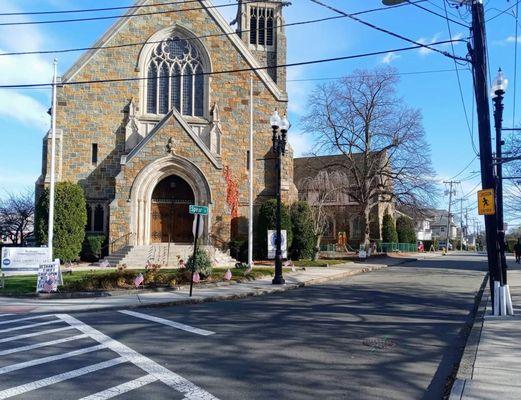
478, 189, 495, 215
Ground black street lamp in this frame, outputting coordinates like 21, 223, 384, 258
492, 68, 508, 284
270, 110, 290, 285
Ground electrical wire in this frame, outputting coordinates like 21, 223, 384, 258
449, 155, 479, 180
487, 0, 521, 22
0, 2, 413, 58
0, 0, 262, 26
0, 38, 467, 89
406, 0, 469, 28
0, 0, 205, 16
308, 0, 468, 63
442, 0, 479, 156
513, 0, 520, 127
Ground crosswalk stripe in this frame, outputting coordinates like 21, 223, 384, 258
0, 357, 127, 399
0, 326, 74, 344
0, 319, 61, 334
0, 344, 106, 375
0, 334, 88, 356
0, 314, 53, 326
0, 314, 14, 318
56, 314, 220, 400
78, 374, 158, 400
118, 310, 215, 336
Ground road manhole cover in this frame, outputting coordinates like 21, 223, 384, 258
362, 337, 396, 350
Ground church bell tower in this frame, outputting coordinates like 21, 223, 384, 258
236, 0, 288, 91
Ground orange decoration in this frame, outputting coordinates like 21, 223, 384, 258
223, 166, 240, 219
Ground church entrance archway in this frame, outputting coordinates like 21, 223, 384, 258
150, 175, 194, 243
129, 156, 212, 246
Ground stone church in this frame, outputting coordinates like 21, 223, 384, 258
37, 0, 297, 258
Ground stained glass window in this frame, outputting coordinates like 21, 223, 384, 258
146, 35, 205, 117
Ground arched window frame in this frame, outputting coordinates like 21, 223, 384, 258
138, 26, 212, 121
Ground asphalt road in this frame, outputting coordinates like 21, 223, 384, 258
0, 253, 488, 400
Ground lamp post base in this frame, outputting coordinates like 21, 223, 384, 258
272, 276, 286, 285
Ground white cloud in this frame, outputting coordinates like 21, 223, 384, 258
506, 35, 521, 43
289, 131, 314, 157
0, 0, 53, 130
417, 32, 463, 56
381, 52, 401, 64
0, 89, 49, 129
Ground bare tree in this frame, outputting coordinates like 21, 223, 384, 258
301, 66, 438, 245
504, 135, 521, 221
0, 190, 35, 244
299, 170, 350, 259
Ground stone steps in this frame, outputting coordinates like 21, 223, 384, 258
101, 244, 236, 268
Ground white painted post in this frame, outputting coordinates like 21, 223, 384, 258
500, 285, 507, 316
248, 74, 254, 268
505, 284, 514, 315
48, 59, 58, 261
493, 281, 500, 316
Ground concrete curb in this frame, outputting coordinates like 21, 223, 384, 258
9, 263, 388, 315
448, 273, 490, 400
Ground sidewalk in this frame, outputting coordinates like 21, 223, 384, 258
0, 262, 388, 315
450, 260, 521, 400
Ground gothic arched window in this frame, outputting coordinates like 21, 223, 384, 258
146, 36, 205, 117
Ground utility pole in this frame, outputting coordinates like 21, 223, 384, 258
48, 59, 58, 261
459, 198, 465, 251
470, 0, 502, 305
443, 181, 459, 252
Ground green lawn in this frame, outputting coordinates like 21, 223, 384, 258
293, 259, 350, 267
0, 267, 280, 297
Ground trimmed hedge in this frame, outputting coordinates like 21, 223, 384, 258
35, 182, 87, 262
290, 201, 314, 260
382, 213, 398, 244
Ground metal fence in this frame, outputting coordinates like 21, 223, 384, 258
378, 243, 417, 253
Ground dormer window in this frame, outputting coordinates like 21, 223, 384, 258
249, 7, 275, 48
146, 35, 205, 117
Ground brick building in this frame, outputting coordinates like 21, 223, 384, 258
294, 154, 394, 247
37, 0, 297, 258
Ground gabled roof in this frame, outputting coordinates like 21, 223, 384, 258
62, 0, 287, 102
125, 108, 222, 169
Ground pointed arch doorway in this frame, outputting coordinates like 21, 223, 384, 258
150, 175, 194, 243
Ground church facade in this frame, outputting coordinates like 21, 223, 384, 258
37, 0, 297, 251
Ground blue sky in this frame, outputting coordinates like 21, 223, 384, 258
0, 0, 519, 227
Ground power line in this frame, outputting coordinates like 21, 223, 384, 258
449, 155, 479, 180
513, 0, 520, 127
0, 2, 412, 58
0, 0, 203, 16
0, 15, 345, 57
287, 67, 469, 82
487, 0, 521, 22
406, 0, 469, 28
308, 0, 468, 63
0, 2, 425, 58
0, 39, 466, 89
0, 0, 262, 27
442, 0, 479, 156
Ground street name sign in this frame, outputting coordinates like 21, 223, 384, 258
478, 189, 495, 215
189, 205, 208, 215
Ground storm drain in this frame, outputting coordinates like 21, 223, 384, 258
362, 336, 396, 350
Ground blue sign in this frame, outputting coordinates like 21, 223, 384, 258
2, 259, 10, 266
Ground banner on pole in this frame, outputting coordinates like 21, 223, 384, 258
1, 247, 51, 276
268, 230, 287, 259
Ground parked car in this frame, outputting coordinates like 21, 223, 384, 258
438, 241, 453, 251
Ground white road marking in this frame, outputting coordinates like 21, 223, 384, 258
0, 326, 74, 344
0, 314, 13, 318
57, 314, 220, 400
0, 314, 53, 326
0, 357, 127, 400
0, 334, 88, 356
0, 319, 62, 334
0, 344, 106, 375
78, 374, 158, 400
119, 310, 215, 336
